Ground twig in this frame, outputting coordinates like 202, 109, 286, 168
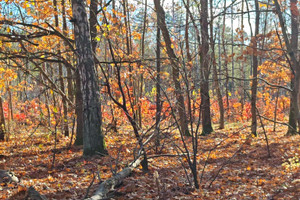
84, 173, 96, 199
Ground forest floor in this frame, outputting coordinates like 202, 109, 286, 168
0, 123, 299, 199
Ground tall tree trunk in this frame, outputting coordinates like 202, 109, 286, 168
200, 0, 213, 135
71, 0, 107, 155
222, 0, 230, 121
155, 0, 161, 151
62, 0, 74, 104
74, 69, 83, 145
240, 0, 245, 119
288, 0, 299, 135
251, 0, 260, 137
184, 0, 193, 126
210, 0, 224, 129
274, 0, 299, 135
53, 0, 69, 137
154, 0, 190, 136
0, 97, 6, 141
89, 0, 98, 55
231, 5, 234, 93
292, 0, 300, 133
138, 0, 148, 127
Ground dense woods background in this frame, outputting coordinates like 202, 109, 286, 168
0, 0, 299, 199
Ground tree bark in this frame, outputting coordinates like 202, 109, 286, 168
221, 0, 230, 121
210, 0, 224, 129
75, 69, 83, 145
274, 0, 299, 135
71, 0, 107, 155
155, 0, 161, 151
251, 0, 260, 136
154, 0, 190, 136
0, 97, 6, 141
86, 157, 142, 200
200, 0, 213, 135
53, 0, 69, 137
89, 0, 98, 55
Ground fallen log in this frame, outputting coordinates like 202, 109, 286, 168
86, 157, 142, 200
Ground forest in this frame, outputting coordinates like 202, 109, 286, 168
0, 0, 299, 199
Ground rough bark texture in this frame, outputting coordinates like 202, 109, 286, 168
200, 0, 213, 135
155, 5, 161, 150
72, 0, 106, 155
75, 69, 83, 145
210, 0, 224, 129
0, 97, 5, 141
86, 157, 142, 200
89, 0, 98, 55
251, 0, 260, 136
288, 0, 300, 135
274, 0, 299, 135
154, 0, 190, 136
53, 0, 69, 137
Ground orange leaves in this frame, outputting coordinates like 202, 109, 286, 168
132, 31, 142, 40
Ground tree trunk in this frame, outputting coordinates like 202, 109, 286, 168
0, 97, 5, 141
89, 0, 98, 55
75, 69, 83, 145
184, 0, 193, 127
155, 1, 161, 151
221, 0, 230, 121
62, 0, 74, 104
154, 0, 190, 136
251, 0, 260, 137
71, 0, 107, 155
288, 0, 300, 135
53, 0, 69, 137
210, 0, 224, 129
274, 0, 299, 135
200, 0, 213, 135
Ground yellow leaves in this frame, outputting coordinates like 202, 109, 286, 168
160, 71, 169, 77
95, 36, 101, 42
102, 23, 111, 32
241, 133, 247, 140
258, 2, 268, 8
210, 152, 217, 159
192, 90, 197, 97
282, 156, 300, 171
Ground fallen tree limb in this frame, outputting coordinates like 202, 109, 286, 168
86, 157, 142, 200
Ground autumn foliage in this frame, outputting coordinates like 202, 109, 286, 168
0, 0, 299, 199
